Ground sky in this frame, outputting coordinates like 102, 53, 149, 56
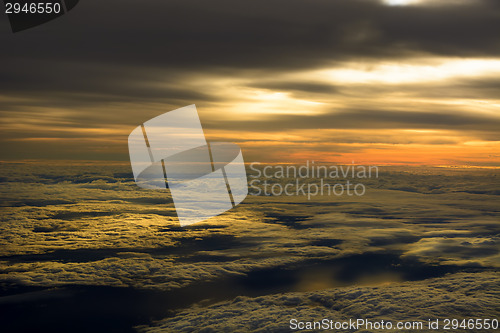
1, 3, 499, 330
1, 0, 499, 166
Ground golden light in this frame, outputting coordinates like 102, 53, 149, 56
383, 0, 423, 5
383, 0, 474, 6
315, 59, 500, 84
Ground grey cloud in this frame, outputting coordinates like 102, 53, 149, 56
0, 61, 218, 108
2, 0, 499, 69
205, 108, 500, 131
249, 81, 340, 96
1, 0, 499, 98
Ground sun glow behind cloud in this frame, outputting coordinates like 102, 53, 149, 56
225, 89, 324, 117
382, 0, 472, 6
383, 0, 423, 6
315, 59, 500, 84
190, 56, 500, 166
2, 56, 499, 165
201, 57, 500, 119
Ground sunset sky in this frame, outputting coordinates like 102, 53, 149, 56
1, 3, 499, 331
1, 0, 499, 166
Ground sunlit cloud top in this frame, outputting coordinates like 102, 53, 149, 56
382, 0, 475, 6
316, 59, 500, 84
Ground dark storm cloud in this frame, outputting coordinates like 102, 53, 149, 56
434, 78, 500, 100
1, 0, 499, 75
1, 0, 499, 109
251, 76, 500, 101
204, 108, 500, 132
0, 60, 217, 107
249, 81, 340, 95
